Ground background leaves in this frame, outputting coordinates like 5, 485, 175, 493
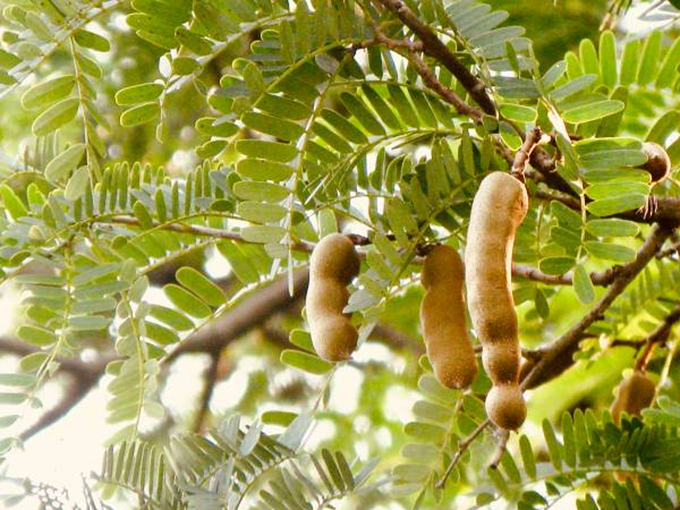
0, 1, 679, 509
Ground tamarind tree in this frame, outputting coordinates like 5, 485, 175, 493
1, 0, 680, 508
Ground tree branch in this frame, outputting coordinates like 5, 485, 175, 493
19, 367, 105, 441
522, 223, 676, 390
512, 127, 543, 179
356, 18, 482, 118
635, 303, 680, 371
166, 269, 310, 362
656, 239, 680, 259
192, 351, 221, 434
374, 0, 496, 115
109, 215, 637, 290
530, 186, 582, 210
528, 149, 579, 197
371, 323, 423, 353
0, 338, 118, 441
529, 175, 680, 225
435, 418, 490, 489
402, 48, 483, 119
512, 263, 620, 287
1, 269, 308, 439
0, 337, 116, 378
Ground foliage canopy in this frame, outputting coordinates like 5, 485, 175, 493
0, 0, 680, 509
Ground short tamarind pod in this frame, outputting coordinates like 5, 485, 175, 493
306, 233, 360, 362
638, 142, 671, 184
420, 245, 478, 389
610, 370, 656, 424
485, 385, 527, 431
465, 172, 528, 430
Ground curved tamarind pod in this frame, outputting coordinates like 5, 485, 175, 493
638, 142, 671, 184
610, 370, 656, 424
306, 233, 360, 362
465, 172, 528, 430
420, 245, 478, 389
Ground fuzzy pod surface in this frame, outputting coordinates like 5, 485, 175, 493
420, 245, 478, 389
465, 171, 528, 430
610, 370, 656, 424
306, 233, 360, 362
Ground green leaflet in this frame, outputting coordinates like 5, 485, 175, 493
585, 241, 636, 262
74, 29, 110, 52
280, 349, 332, 374
175, 267, 225, 307
32, 97, 79, 136
562, 100, 624, 124
115, 83, 164, 106
120, 102, 160, 127
45, 144, 86, 183
64, 166, 90, 201
21, 75, 75, 110
573, 265, 595, 304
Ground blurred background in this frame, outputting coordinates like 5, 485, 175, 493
0, 0, 677, 508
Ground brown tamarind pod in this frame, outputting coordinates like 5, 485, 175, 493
306, 233, 360, 362
610, 370, 656, 424
465, 172, 528, 430
638, 142, 671, 184
485, 385, 527, 431
420, 245, 478, 389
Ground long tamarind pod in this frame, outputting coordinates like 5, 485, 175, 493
306, 233, 360, 362
420, 245, 478, 389
465, 172, 528, 430
610, 370, 656, 424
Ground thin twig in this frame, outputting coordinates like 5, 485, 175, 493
106, 216, 316, 252
374, 0, 496, 115
372, 323, 423, 353
656, 239, 680, 259
522, 223, 677, 390
511, 127, 543, 180
488, 429, 511, 469
108, 216, 626, 289
435, 419, 490, 489
359, 19, 482, 118
634, 303, 680, 371
192, 351, 221, 434
19, 358, 111, 441
404, 48, 483, 119
512, 262, 620, 287
363, 0, 680, 227
608, 338, 648, 348
531, 187, 582, 210
527, 170, 680, 225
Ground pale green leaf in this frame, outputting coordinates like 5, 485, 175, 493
562, 100, 624, 124
32, 98, 79, 136
280, 349, 332, 374
64, 166, 90, 201
45, 144, 86, 183
573, 264, 595, 304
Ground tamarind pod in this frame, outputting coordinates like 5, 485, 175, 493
483, 345, 521, 384
465, 172, 528, 430
610, 370, 656, 424
306, 233, 360, 362
638, 142, 671, 184
485, 385, 527, 431
420, 245, 478, 389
